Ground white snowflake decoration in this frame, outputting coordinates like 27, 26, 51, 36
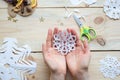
53, 30, 76, 55
0, 38, 36, 80
104, 0, 120, 19
69, 0, 97, 5
100, 55, 120, 79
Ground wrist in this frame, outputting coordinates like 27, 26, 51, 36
50, 71, 66, 80
74, 70, 89, 80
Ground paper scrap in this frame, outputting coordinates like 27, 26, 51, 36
69, 0, 82, 5
69, 0, 97, 5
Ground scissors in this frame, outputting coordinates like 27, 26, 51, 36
73, 15, 96, 42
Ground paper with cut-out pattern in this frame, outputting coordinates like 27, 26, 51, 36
0, 38, 36, 80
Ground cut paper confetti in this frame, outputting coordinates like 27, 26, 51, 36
100, 55, 120, 79
53, 30, 76, 55
64, 9, 80, 18
104, 0, 120, 19
69, 0, 82, 5
69, 0, 97, 5
0, 38, 36, 80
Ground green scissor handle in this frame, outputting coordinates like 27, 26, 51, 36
80, 26, 96, 42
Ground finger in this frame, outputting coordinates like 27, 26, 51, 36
67, 28, 70, 33
42, 43, 49, 65
83, 40, 90, 53
42, 43, 47, 54
53, 27, 59, 34
70, 29, 82, 47
46, 29, 53, 48
83, 40, 91, 60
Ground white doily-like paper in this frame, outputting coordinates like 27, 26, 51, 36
100, 55, 120, 79
104, 0, 120, 19
69, 0, 97, 5
53, 30, 76, 55
0, 38, 36, 80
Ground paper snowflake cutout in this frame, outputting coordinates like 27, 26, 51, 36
0, 38, 36, 80
100, 55, 120, 79
69, 0, 97, 5
104, 0, 120, 19
53, 30, 76, 55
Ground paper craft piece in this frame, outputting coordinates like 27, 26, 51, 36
53, 30, 76, 55
65, 9, 80, 18
100, 55, 120, 79
0, 38, 36, 80
104, 0, 120, 19
84, 0, 97, 5
69, 0, 82, 5
69, 0, 97, 5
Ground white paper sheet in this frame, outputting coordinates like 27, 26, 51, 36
104, 0, 120, 19
69, 0, 97, 5
0, 38, 36, 80
100, 55, 120, 79
53, 31, 76, 55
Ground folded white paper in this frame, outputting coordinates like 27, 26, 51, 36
53, 31, 76, 55
0, 38, 36, 80
69, 0, 97, 5
104, 0, 120, 19
100, 55, 120, 79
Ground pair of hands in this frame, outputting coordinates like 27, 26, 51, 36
42, 28, 91, 80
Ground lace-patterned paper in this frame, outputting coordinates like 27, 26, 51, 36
100, 55, 120, 79
0, 38, 36, 80
53, 30, 76, 55
69, 0, 97, 5
104, 0, 120, 19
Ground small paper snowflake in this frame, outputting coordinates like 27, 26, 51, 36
69, 0, 97, 5
100, 55, 120, 79
104, 0, 120, 19
53, 30, 76, 55
0, 38, 36, 80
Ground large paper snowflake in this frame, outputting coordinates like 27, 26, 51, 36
100, 55, 120, 79
53, 30, 76, 55
69, 0, 97, 5
104, 0, 120, 19
0, 38, 36, 80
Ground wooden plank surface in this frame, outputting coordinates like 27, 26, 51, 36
0, 0, 104, 8
28, 52, 120, 80
0, 0, 120, 80
0, 8, 120, 51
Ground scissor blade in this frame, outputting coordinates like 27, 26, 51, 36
73, 15, 83, 28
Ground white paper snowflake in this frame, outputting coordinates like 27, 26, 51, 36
53, 30, 76, 55
69, 0, 97, 5
104, 0, 120, 19
0, 38, 36, 80
100, 55, 120, 79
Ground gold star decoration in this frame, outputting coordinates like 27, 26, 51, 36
8, 16, 18, 22
39, 16, 45, 22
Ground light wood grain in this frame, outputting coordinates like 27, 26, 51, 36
0, 0, 104, 8
0, 8, 120, 51
0, 0, 120, 80
28, 52, 120, 80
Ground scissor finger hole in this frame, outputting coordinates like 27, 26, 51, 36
81, 34, 88, 41
89, 29, 96, 38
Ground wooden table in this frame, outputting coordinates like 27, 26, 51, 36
0, 0, 120, 80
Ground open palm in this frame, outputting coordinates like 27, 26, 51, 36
42, 28, 66, 74
66, 29, 91, 76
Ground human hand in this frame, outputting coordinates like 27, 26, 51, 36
42, 28, 66, 80
66, 28, 91, 80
